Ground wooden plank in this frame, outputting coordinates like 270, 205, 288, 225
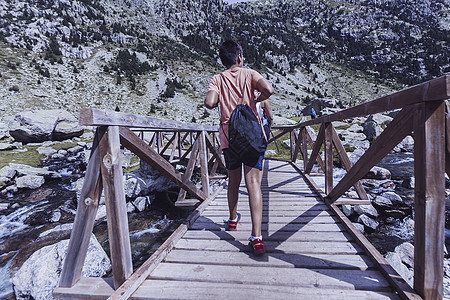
182, 229, 354, 242
149, 263, 393, 291
58, 127, 105, 288
159, 132, 176, 155
327, 106, 414, 202
133, 280, 399, 299
174, 239, 363, 254
301, 127, 308, 170
330, 125, 369, 200
305, 124, 325, 174
204, 131, 226, 170
189, 221, 346, 232
165, 249, 374, 269
297, 75, 450, 128
79, 107, 218, 131
107, 182, 225, 300
119, 127, 207, 201
324, 122, 333, 194
195, 215, 338, 224
98, 126, 133, 289
54, 277, 114, 299
413, 101, 446, 299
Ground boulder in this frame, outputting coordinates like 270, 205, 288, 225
8, 110, 83, 143
380, 191, 403, 205
347, 124, 363, 133
363, 166, 391, 180
15, 175, 45, 189
10, 163, 60, 179
0, 122, 9, 139
0, 165, 16, 179
352, 222, 365, 234
357, 214, 379, 231
373, 195, 393, 208
402, 177, 415, 189
0, 142, 17, 150
362, 115, 382, 141
341, 204, 353, 217
396, 136, 414, 152
395, 242, 414, 268
12, 234, 111, 300
354, 204, 378, 218
385, 252, 413, 287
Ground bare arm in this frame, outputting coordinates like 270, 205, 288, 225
261, 100, 273, 122
204, 90, 219, 109
255, 77, 274, 102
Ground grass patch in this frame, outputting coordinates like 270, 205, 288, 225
0, 145, 45, 169
50, 140, 80, 151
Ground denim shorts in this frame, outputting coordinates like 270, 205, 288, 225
223, 148, 264, 170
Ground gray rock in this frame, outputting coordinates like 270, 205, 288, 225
357, 214, 379, 230
8, 110, 83, 143
306, 126, 317, 140
12, 234, 111, 300
0, 165, 16, 179
354, 204, 379, 218
265, 149, 277, 156
352, 222, 365, 234
385, 251, 413, 287
380, 191, 403, 205
10, 163, 60, 179
348, 148, 366, 165
133, 196, 152, 212
402, 177, 415, 189
0, 142, 17, 150
362, 115, 382, 141
364, 166, 391, 180
342, 204, 353, 217
395, 242, 414, 268
282, 139, 291, 149
347, 124, 363, 133
15, 175, 45, 189
0, 122, 9, 139
36, 146, 57, 157
127, 201, 135, 213
373, 195, 393, 208
397, 136, 414, 152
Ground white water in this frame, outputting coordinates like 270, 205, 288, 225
0, 256, 13, 298
130, 216, 171, 237
0, 203, 45, 239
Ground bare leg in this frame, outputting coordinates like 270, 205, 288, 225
227, 166, 242, 220
244, 165, 263, 237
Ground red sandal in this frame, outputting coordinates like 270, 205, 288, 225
227, 212, 241, 231
249, 238, 265, 255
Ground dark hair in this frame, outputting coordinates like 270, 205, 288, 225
219, 40, 242, 67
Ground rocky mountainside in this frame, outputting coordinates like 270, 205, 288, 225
0, 0, 448, 123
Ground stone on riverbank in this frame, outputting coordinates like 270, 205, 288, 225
357, 214, 379, 231
15, 175, 45, 189
385, 251, 413, 287
363, 166, 391, 180
12, 234, 111, 300
8, 110, 84, 144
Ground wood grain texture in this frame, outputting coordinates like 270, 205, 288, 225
98, 126, 133, 289
413, 101, 446, 299
58, 127, 105, 288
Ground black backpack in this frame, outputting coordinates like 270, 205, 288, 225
220, 74, 267, 158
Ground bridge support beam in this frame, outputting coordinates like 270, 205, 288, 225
414, 101, 445, 299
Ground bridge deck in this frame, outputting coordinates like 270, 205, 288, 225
55, 159, 400, 299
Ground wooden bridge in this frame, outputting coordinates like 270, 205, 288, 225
54, 75, 450, 299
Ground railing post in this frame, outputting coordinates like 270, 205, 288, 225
98, 125, 133, 289
301, 127, 308, 171
413, 101, 445, 299
199, 131, 210, 195
324, 122, 333, 194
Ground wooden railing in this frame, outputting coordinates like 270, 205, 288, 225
270, 74, 450, 299
58, 108, 225, 290
57, 75, 449, 300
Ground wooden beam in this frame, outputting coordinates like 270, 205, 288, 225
297, 75, 450, 128
324, 123, 333, 194
79, 108, 218, 131
268, 128, 290, 144
106, 182, 226, 300
58, 127, 104, 288
327, 106, 414, 202
159, 132, 177, 155
330, 125, 369, 200
176, 136, 200, 204
446, 103, 450, 178
204, 132, 226, 171
119, 127, 207, 201
413, 101, 446, 299
98, 126, 133, 289
291, 129, 302, 163
305, 124, 325, 174
198, 131, 210, 195
301, 127, 308, 170
305, 128, 325, 171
